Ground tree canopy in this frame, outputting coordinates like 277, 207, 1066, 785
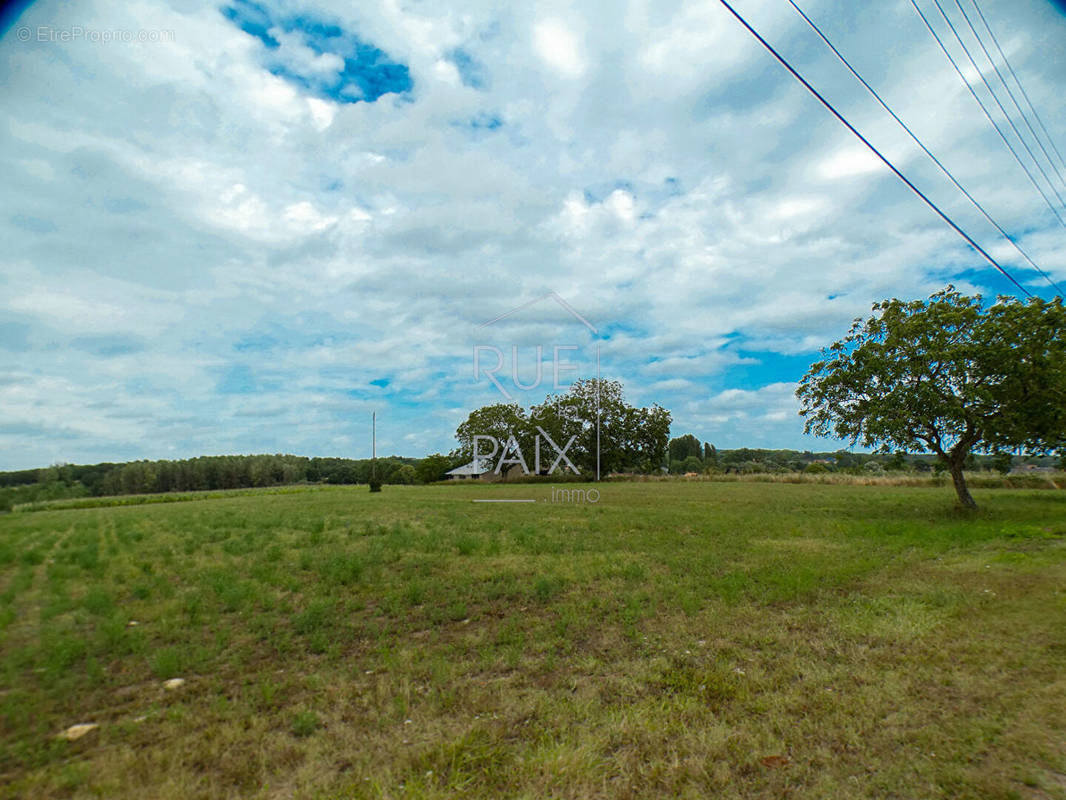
796, 287, 1066, 508
455, 379, 671, 476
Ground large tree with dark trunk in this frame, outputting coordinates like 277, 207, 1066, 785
796, 287, 1066, 509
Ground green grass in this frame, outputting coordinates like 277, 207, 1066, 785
0, 482, 1065, 798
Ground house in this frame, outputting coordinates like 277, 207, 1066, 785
446, 458, 506, 481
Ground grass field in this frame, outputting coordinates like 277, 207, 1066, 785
1, 481, 1065, 799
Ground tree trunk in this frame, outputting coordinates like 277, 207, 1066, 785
949, 460, 977, 510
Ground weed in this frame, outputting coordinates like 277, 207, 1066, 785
291, 710, 321, 737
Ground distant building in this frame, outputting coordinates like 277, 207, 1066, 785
1009, 464, 1055, 475
446, 458, 520, 482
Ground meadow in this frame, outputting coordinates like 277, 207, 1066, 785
0, 481, 1064, 799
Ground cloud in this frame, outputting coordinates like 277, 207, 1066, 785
1, 0, 1064, 468
817, 146, 886, 180
533, 19, 585, 78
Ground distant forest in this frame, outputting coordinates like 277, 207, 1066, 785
0, 442, 1059, 511
0, 454, 424, 511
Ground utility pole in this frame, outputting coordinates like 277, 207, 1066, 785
370, 410, 381, 492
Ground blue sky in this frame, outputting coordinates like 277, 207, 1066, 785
1, 0, 1065, 469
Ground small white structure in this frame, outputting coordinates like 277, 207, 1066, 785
1009, 464, 1054, 475
446, 458, 495, 481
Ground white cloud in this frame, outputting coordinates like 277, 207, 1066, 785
533, 19, 585, 77
1, 0, 1064, 468
306, 97, 337, 130
817, 146, 885, 180
283, 201, 338, 233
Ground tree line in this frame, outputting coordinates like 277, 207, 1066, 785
0, 454, 430, 511
663, 437, 1057, 476
2, 445, 1057, 512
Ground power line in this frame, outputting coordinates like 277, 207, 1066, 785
933, 0, 1066, 211
952, 0, 1066, 198
785, 0, 1063, 294
916, 0, 1066, 228
969, 0, 1066, 175
714, 0, 1033, 298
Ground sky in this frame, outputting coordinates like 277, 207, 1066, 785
1, 0, 1065, 470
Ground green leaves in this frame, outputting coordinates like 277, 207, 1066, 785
454, 379, 672, 475
797, 287, 1066, 508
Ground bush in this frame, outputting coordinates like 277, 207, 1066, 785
736, 460, 767, 474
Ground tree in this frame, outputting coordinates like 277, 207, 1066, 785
991, 452, 1014, 475
797, 288, 1066, 509
532, 378, 637, 474
619, 400, 672, 473
669, 434, 703, 463
456, 379, 671, 476
455, 403, 532, 463
886, 451, 908, 472
415, 454, 456, 484
680, 455, 703, 474
390, 464, 418, 485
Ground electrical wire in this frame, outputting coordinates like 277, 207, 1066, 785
714, 0, 1033, 297
969, 0, 1066, 175
952, 0, 1066, 197
786, 0, 1062, 294
919, 0, 1066, 225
